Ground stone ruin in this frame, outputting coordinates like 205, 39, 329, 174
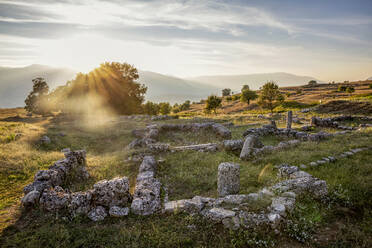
311, 115, 372, 130
222, 113, 372, 161
127, 114, 371, 162
22, 149, 132, 221
21, 144, 370, 229
164, 162, 328, 230
128, 122, 231, 154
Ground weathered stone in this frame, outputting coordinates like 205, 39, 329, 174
204, 208, 235, 222
239, 212, 269, 228
131, 178, 162, 215
109, 206, 129, 217
88, 206, 107, 221
173, 143, 218, 152
34, 169, 64, 187
68, 191, 93, 215
164, 200, 187, 213
223, 139, 244, 152
40, 135, 51, 144
23, 180, 52, 194
282, 191, 296, 199
212, 123, 232, 139
309, 162, 318, 167
139, 156, 157, 173
21, 190, 40, 207
287, 111, 293, 129
218, 162, 240, 197
39, 186, 70, 212
222, 216, 240, 230
92, 177, 131, 207
240, 135, 263, 160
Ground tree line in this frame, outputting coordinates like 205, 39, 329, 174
205, 81, 284, 114
24, 62, 191, 116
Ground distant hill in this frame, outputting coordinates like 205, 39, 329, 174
189, 72, 322, 91
0, 64, 76, 108
0, 65, 327, 108
367, 76, 372, 80
138, 71, 219, 104
0, 65, 219, 108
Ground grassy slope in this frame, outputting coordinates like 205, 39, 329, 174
186, 80, 372, 115
0, 107, 371, 247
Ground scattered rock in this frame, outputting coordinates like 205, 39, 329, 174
217, 162, 240, 197
88, 206, 107, 221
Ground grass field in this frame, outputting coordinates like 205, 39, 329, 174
0, 106, 371, 247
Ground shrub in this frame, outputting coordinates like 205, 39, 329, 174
159, 102, 171, 115
369, 84, 372, 89
257, 81, 284, 113
338, 85, 347, 92
222, 88, 231, 96
232, 94, 240, 101
226, 96, 232, 101
143, 101, 159, 115
240, 89, 258, 105
205, 95, 222, 114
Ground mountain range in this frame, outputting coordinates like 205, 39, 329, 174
0, 64, 321, 108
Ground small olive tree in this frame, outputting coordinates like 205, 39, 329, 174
222, 88, 231, 97
240, 89, 258, 105
205, 95, 222, 114
257, 81, 284, 113
159, 102, 172, 115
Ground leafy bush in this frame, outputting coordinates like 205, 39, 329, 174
205, 95, 222, 114
222, 88, 231, 96
240, 89, 258, 105
338, 85, 347, 92
232, 94, 240, 101
369, 84, 372, 89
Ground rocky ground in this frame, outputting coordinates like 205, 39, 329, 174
0, 107, 371, 247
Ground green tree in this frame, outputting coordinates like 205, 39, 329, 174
205, 95, 222, 114
240, 89, 257, 105
346, 86, 355, 95
241, 85, 250, 91
159, 102, 171, 115
308, 80, 317, 86
338, 85, 347, 92
143, 101, 159, 115
257, 81, 284, 113
222, 88, 231, 96
50, 62, 147, 115
369, 84, 372, 89
24, 77, 50, 114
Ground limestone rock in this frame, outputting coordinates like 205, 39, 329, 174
204, 208, 235, 222
21, 190, 40, 207
92, 177, 131, 207
217, 162, 240, 197
88, 206, 107, 221
40, 135, 51, 144
223, 139, 244, 152
109, 206, 129, 217
240, 135, 263, 160
39, 186, 70, 212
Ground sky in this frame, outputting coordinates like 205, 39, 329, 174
0, 0, 371, 81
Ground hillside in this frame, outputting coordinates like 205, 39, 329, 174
0, 65, 76, 108
186, 80, 372, 115
189, 72, 321, 91
138, 71, 219, 104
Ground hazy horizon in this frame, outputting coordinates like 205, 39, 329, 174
0, 0, 372, 81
